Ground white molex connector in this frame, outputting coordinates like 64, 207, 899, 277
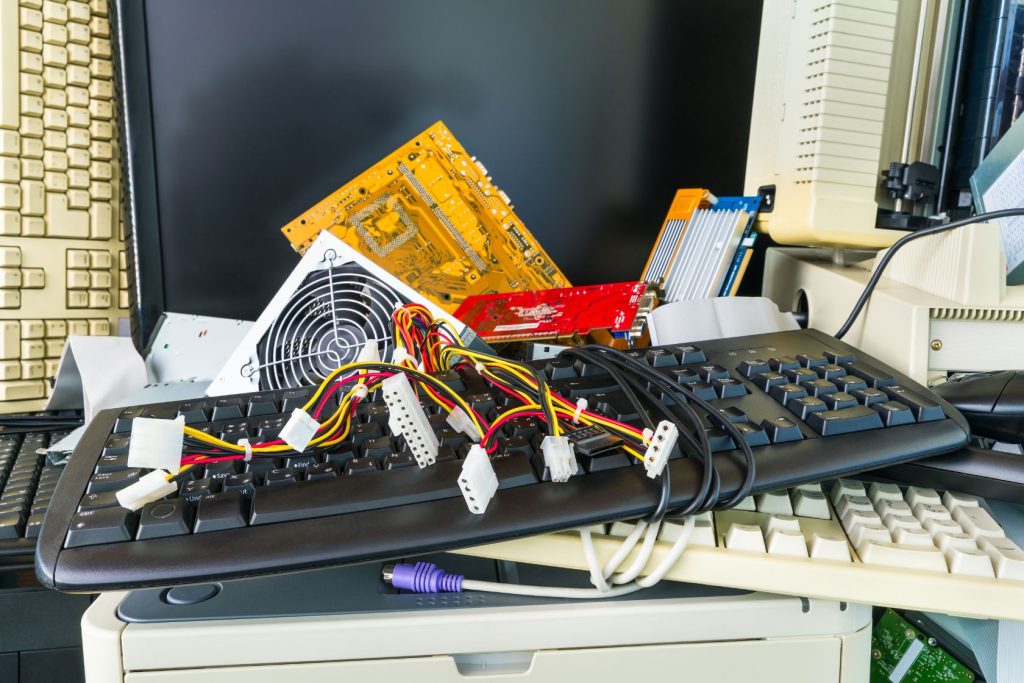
116, 470, 178, 511
541, 435, 578, 483
392, 347, 413, 367
356, 340, 381, 364
446, 406, 481, 442
382, 373, 439, 468
127, 416, 186, 473
644, 420, 678, 479
280, 408, 321, 453
459, 445, 499, 514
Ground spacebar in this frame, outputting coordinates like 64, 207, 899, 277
250, 461, 467, 525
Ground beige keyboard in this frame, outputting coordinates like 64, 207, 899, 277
457, 480, 1024, 621
0, 0, 127, 412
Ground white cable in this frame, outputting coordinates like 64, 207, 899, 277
609, 520, 662, 585
599, 520, 648, 578
460, 579, 643, 599
580, 529, 611, 593
635, 516, 695, 587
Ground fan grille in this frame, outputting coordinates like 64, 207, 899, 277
249, 261, 409, 390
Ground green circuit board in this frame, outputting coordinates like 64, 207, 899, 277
870, 610, 975, 683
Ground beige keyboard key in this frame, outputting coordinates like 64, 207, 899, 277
859, 541, 948, 573
934, 531, 979, 554
66, 269, 89, 289
0, 158, 19, 182
766, 529, 807, 557
42, 44, 68, 68
43, 129, 66, 149
90, 37, 110, 59
22, 50, 44, 74
45, 320, 66, 337
790, 485, 831, 519
67, 21, 90, 44
20, 320, 44, 339
22, 268, 44, 288
835, 494, 874, 519
760, 514, 801, 536
849, 524, 891, 548
67, 290, 88, 308
21, 216, 43, 235
21, 339, 44, 359
89, 119, 110, 140
43, 22, 67, 45
89, 180, 110, 200
0, 267, 21, 288
67, 43, 90, 66
89, 140, 111, 160
21, 94, 44, 117
46, 192, 88, 236
89, 0, 107, 17
118, 290, 128, 308
0, 288, 20, 305
724, 524, 766, 553
89, 57, 111, 80
830, 479, 866, 505
68, 168, 88, 188
923, 517, 962, 537
942, 491, 980, 511
22, 136, 43, 158
944, 546, 995, 578
67, 319, 88, 335
883, 514, 922, 533
733, 496, 756, 511
1, 131, 20, 155
21, 28, 43, 53
876, 499, 913, 519
840, 508, 882, 533
88, 97, 111, 117
42, 64, 66, 87
755, 490, 792, 515
0, 361, 18, 380
21, 158, 43, 179
89, 201, 111, 238
44, 171, 67, 191
21, 360, 44, 380
89, 16, 109, 37
21, 7, 44, 30
953, 506, 1005, 539
0, 184, 21, 209
67, 1, 90, 23
89, 270, 110, 289
0, 321, 18, 359
607, 520, 637, 538
44, 338, 63, 357
67, 147, 88, 167
21, 179, 45, 214
21, 73, 44, 96
913, 503, 952, 523
42, 107, 68, 130
979, 537, 1024, 580
89, 249, 111, 268
66, 64, 89, 86
67, 105, 89, 128
44, 358, 59, 376
90, 160, 110, 179
867, 482, 903, 506
892, 527, 934, 547
0, 247, 20, 269
66, 248, 89, 269
89, 79, 111, 100
117, 269, 127, 289
808, 533, 850, 562
43, 1, 68, 23
0, 380, 44, 401
67, 85, 89, 107
0, 212, 18, 235
88, 319, 109, 335
659, 517, 713, 545
67, 127, 89, 148
20, 116, 44, 138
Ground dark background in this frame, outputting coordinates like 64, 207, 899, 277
137, 0, 763, 323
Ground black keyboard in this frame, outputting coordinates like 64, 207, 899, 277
36, 329, 970, 590
0, 416, 79, 562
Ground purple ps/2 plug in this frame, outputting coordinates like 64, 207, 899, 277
384, 562, 464, 593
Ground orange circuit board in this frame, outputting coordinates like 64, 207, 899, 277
281, 121, 570, 312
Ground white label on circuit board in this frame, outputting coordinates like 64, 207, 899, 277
888, 638, 924, 682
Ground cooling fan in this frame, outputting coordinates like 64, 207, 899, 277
207, 232, 469, 396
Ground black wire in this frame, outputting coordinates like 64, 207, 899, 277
835, 208, 1024, 340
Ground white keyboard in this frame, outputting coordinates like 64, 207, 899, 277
0, 0, 127, 412
457, 480, 1024, 621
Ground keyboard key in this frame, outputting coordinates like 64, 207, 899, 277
667, 368, 699, 385
881, 385, 944, 422
697, 364, 729, 382
808, 533, 850, 561
733, 496, 756, 511
922, 517, 962, 538
543, 358, 577, 379
674, 345, 705, 363
766, 529, 807, 557
978, 537, 1024, 580
824, 351, 856, 364
835, 494, 874, 519
264, 467, 301, 486
849, 524, 891, 548
796, 353, 827, 368
86, 468, 141, 494
876, 499, 912, 519
735, 422, 769, 447
831, 376, 867, 394
788, 396, 826, 420
247, 394, 279, 417
851, 388, 887, 406
712, 377, 747, 398
737, 359, 769, 377
754, 490, 792, 515
760, 416, 803, 443
768, 383, 807, 406
768, 356, 799, 372
944, 546, 994, 577
0, 512, 24, 539
760, 514, 800, 535
934, 531, 978, 554
181, 478, 219, 503
840, 360, 895, 388
815, 364, 846, 380
858, 542, 947, 573
905, 486, 942, 509
754, 371, 786, 390
892, 527, 934, 547
65, 507, 137, 548
883, 515, 923, 534
867, 482, 903, 505
871, 401, 915, 427
344, 457, 380, 475
644, 349, 678, 368
77, 491, 118, 511
684, 382, 716, 401
137, 499, 193, 540
24, 513, 44, 538
821, 392, 856, 410
942, 491, 980, 512
194, 491, 248, 533
952, 506, 1004, 539
211, 397, 245, 421
790, 485, 830, 519
724, 523, 766, 552
222, 472, 258, 496
715, 406, 748, 424
912, 503, 952, 524
830, 479, 866, 505
805, 406, 883, 436
783, 368, 817, 385
841, 509, 882, 533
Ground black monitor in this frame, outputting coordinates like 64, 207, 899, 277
113, 0, 762, 347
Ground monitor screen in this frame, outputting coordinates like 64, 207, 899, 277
119, 0, 762, 344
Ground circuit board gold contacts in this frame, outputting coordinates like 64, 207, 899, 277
281, 121, 570, 312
